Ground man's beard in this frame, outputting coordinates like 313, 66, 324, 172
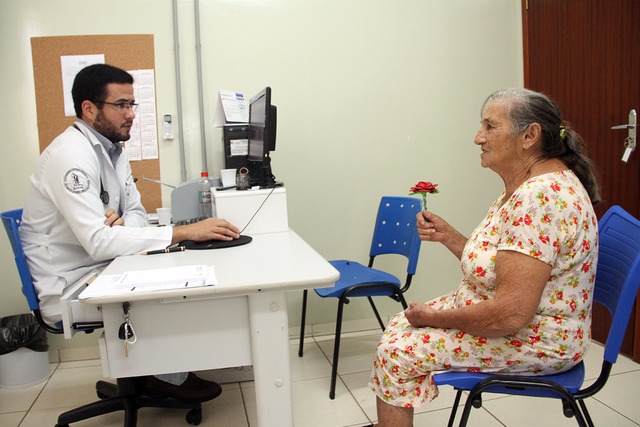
93, 111, 131, 143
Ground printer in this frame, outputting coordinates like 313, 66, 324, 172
170, 177, 221, 223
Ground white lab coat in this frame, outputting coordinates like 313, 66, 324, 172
20, 121, 172, 323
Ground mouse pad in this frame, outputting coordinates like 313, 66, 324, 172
178, 234, 252, 250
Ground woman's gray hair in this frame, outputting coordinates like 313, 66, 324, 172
483, 88, 601, 204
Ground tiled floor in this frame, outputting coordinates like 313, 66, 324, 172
1, 330, 639, 426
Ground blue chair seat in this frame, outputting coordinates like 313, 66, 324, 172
315, 260, 402, 298
433, 360, 585, 397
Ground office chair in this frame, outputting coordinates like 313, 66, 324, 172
1, 208, 203, 427
432, 205, 640, 427
298, 196, 422, 399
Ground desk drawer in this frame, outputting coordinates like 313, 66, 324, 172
60, 269, 104, 339
100, 295, 252, 378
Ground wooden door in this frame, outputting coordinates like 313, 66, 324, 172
522, 0, 640, 361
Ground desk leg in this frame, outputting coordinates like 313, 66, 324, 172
248, 292, 293, 427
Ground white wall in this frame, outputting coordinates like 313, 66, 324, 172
0, 0, 522, 354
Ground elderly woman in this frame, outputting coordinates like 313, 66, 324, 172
368, 88, 600, 427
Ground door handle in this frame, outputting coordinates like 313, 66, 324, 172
611, 109, 636, 163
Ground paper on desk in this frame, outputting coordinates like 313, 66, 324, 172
78, 265, 217, 300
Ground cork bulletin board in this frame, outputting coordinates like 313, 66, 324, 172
30, 34, 161, 211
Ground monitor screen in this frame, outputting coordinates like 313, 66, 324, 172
247, 87, 277, 187
248, 87, 276, 161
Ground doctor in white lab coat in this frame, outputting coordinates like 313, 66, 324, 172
20, 63, 238, 402
20, 64, 240, 324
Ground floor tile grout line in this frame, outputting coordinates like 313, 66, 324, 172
239, 383, 252, 427
591, 395, 640, 427
10, 363, 60, 426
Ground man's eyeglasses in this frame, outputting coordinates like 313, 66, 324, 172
96, 101, 139, 113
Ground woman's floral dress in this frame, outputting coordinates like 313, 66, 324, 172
369, 171, 598, 408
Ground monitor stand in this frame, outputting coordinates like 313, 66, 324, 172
249, 158, 277, 189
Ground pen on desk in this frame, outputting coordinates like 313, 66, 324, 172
141, 246, 186, 256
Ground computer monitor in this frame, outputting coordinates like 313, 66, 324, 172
248, 87, 277, 188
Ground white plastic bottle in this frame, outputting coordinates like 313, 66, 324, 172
198, 171, 213, 218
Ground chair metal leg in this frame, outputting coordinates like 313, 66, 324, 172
578, 399, 594, 427
298, 289, 308, 357
397, 292, 408, 310
329, 296, 347, 400
122, 397, 138, 427
446, 389, 464, 427
458, 378, 588, 427
367, 297, 386, 330
457, 392, 476, 427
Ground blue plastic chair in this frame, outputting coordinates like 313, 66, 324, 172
1, 209, 67, 333
298, 196, 422, 399
1, 208, 203, 427
433, 205, 640, 427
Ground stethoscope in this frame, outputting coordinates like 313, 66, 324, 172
99, 181, 109, 204
73, 124, 110, 205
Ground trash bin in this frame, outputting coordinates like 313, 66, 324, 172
0, 314, 50, 389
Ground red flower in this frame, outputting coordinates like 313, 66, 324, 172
409, 181, 439, 210
410, 181, 439, 194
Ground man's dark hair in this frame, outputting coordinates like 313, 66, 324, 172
71, 64, 134, 118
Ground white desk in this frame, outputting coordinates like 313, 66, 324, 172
79, 230, 339, 427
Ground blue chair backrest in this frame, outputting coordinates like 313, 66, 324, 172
594, 205, 640, 364
369, 196, 422, 275
0, 208, 41, 312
